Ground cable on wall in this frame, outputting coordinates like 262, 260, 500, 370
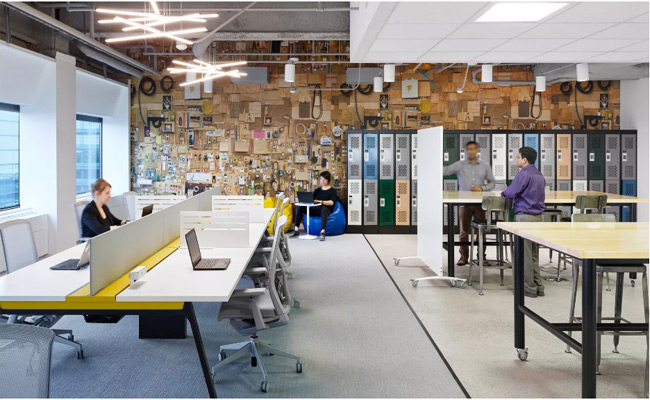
139, 76, 157, 96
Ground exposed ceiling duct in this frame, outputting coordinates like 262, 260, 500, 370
534, 63, 649, 82
72, 42, 144, 78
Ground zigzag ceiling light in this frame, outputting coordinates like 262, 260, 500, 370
167, 60, 249, 86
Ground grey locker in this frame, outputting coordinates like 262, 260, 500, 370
379, 133, 394, 179
621, 134, 637, 180
492, 134, 507, 181
459, 133, 474, 162
347, 179, 363, 226
494, 181, 507, 191
347, 132, 363, 180
573, 180, 588, 192
364, 180, 378, 225
540, 134, 555, 180
557, 180, 572, 191
545, 180, 555, 191
605, 134, 620, 180
605, 180, 620, 222
411, 134, 418, 180
395, 133, 410, 179
589, 180, 604, 192
443, 180, 458, 229
507, 134, 523, 180
572, 134, 588, 180
606, 206, 620, 221
475, 133, 491, 163
411, 180, 417, 225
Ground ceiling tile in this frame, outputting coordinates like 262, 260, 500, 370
370, 39, 439, 52
519, 23, 616, 39
418, 51, 484, 63
431, 38, 507, 52
388, 2, 487, 24
363, 52, 425, 63
585, 52, 649, 62
588, 23, 650, 39
555, 39, 643, 52
614, 39, 649, 52
548, 2, 649, 23
474, 52, 544, 63
529, 52, 606, 62
378, 23, 459, 40
447, 23, 536, 39
494, 38, 576, 52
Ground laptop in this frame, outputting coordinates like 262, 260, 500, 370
185, 229, 230, 270
297, 191, 315, 204
50, 242, 90, 270
141, 204, 154, 217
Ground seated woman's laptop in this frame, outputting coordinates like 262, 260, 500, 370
50, 242, 90, 270
185, 229, 230, 270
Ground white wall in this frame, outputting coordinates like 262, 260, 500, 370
621, 77, 649, 222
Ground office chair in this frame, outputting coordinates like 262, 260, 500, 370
73, 201, 92, 244
260, 195, 292, 270
211, 215, 302, 393
0, 220, 84, 359
0, 324, 55, 398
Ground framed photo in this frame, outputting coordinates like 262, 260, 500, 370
601, 122, 610, 130
162, 95, 172, 111
379, 94, 389, 109
600, 93, 609, 110
381, 122, 390, 130
264, 116, 272, 126
482, 115, 491, 125
164, 122, 174, 132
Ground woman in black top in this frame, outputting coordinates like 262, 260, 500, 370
81, 179, 128, 238
292, 171, 338, 241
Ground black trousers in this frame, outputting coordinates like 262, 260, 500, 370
295, 206, 331, 231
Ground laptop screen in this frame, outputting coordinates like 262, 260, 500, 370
185, 229, 202, 267
142, 204, 154, 217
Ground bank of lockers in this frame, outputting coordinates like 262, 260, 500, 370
556, 134, 572, 180
379, 180, 395, 226
588, 133, 605, 180
363, 133, 378, 180
347, 132, 363, 180
524, 133, 540, 169
411, 134, 418, 180
347, 179, 362, 226
459, 133, 474, 161
363, 180, 378, 225
476, 133, 491, 163
605, 134, 620, 180
508, 134, 523, 180
573, 134, 588, 180
573, 180, 588, 192
589, 180, 604, 192
621, 134, 637, 180
396, 133, 410, 179
539, 134, 555, 180
396, 180, 410, 226
379, 133, 394, 179
411, 180, 417, 225
492, 134, 507, 181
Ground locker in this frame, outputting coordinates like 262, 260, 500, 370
459, 133, 474, 162
573, 180, 588, 192
363, 180, 378, 225
411, 134, 418, 180
589, 180, 604, 192
443, 133, 459, 166
524, 133, 540, 169
507, 134, 523, 180
475, 133, 491, 163
605, 134, 620, 180
396, 180, 410, 226
572, 134, 588, 180
347, 179, 363, 226
605, 181, 620, 222
411, 180, 417, 225
621, 134, 637, 180
379, 133, 394, 179
347, 131, 363, 180
588, 133, 605, 180
557, 180, 572, 191
492, 134, 507, 181
545, 180, 555, 191
606, 206, 620, 221
622, 180, 636, 197
379, 180, 395, 226
443, 180, 458, 229
395, 133, 410, 179
556, 134, 572, 180
363, 133, 378, 180
539, 134, 555, 180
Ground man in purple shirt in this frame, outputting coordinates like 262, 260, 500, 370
501, 147, 546, 298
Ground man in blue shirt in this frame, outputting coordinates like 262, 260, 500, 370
501, 147, 546, 298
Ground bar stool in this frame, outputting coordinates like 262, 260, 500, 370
540, 208, 565, 281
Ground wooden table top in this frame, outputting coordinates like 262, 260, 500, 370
497, 222, 650, 260
443, 190, 647, 204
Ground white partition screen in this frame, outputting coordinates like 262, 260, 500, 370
180, 211, 250, 248
212, 195, 266, 222
135, 195, 186, 219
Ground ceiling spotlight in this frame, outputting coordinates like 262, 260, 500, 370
457, 64, 470, 94
374, 76, 384, 93
535, 75, 546, 92
481, 64, 493, 83
383, 64, 395, 82
176, 41, 188, 51
576, 63, 589, 82
284, 57, 298, 83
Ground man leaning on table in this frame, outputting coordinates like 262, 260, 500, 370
501, 147, 546, 298
443, 140, 496, 266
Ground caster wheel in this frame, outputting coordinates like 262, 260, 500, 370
296, 362, 302, 373
77, 350, 84, 359
293, 300, 301, 309
517, 348, 528, 361
460, 281, 467, 289
411, 280, 418, 288
251, 356, 257, 367
260, 381, 268, 393
450, 280, 457, 288
479, 292, 484, 296
631, 280, 636, 287
211, 369, 218, 384
394, 258, 400, 267
218, 351, 227, 362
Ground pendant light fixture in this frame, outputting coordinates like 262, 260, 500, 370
168, 59, 248, 87
535, 75, 546, 92
284, 58, 298, 83
576, 63, 589, 82
481, 64, 493, 83
374, 76, 384, 92
383, 64, 395, 82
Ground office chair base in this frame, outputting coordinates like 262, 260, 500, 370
53, 333, 84, 359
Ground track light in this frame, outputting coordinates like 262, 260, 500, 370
576, 63, 589, 82
383, 64, 395, 82
374, 76, 384, 93
284, 57, 298, 83
481, 64, 493, 83
535, 76, 546, 92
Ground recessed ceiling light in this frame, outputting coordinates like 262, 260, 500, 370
476, 2, 568, 22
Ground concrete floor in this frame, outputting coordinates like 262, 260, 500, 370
365, 234, 648, 398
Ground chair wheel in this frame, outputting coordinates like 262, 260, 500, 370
517, 348, 528, 361
394, 258, 400, 266
411, 280, 418, 288
296, 362, 302, 373
450, 280, 457, 288
293, 300, 301, 309
218, 351, 227, 362
251, 356, 257, 367
631, 280, 636, 287
260, 381, 268, 392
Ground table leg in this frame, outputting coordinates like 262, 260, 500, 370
514, 235, 526, 353
299, 205, 317, 240
631, 203, 637, 222
447, 204, 455, 278
185, 303, 218, 398
582, 259, 597, 398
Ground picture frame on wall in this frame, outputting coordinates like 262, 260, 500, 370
264, 116, 272, 126
164, 122, 174, 132
381, 122, 390, 130
483, 115, 491, 125
379, 94, 389, 109
601, 122, 610, 130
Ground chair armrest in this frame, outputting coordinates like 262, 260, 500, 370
254, 247, 272, 253
244, 267, 267, 275
231, 288, 266, 297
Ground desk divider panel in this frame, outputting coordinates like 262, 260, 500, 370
135, 195, 186, 219
212, 195, 266, 222
180, 211, 250, 248
162, 196, 200, 245
198, 186, 221, 211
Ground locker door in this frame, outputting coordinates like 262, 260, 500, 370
411, 180, 417, 225
347, 179, 363, 226
492, 134, 507, 181
379, 180, 395, 226
364, 180, 378, 225
572, 134, 588, 180
379, 133, 394, 180
588, 133, 605, 180
621, 134, 637, 180
459, 133, 474, 162
411, 134, 418, 180
507, 134, 523, 180
605, 134, 620, 180
443, 181, 458, 231
540, 134, 555, 181
556, 134, 572, 180
396, 180, 410, 226
524, 133, 540, 169
347, 131, 362, 180
589, 180, 604, 192
545, 180, 555, 191
605, 181, 620, 222
557, 180, 572, 191
475, 133, 491, 163
621, 180, 637, 222
395, 133, 410, 180
363, 133, 378, 180
573, 180, 588, 192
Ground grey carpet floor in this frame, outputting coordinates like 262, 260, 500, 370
47, 234, 466, 398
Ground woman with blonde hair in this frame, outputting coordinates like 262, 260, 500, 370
81, 178, 127, 238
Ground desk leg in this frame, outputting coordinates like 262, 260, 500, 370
582, 259, 597, 398
447, 204, 455, 278
631, 203, 637, 222
514, 235, 526, 354
185, 303, 217, 398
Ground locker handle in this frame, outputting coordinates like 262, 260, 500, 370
380, 198, 385, 207
557, 150, 562, 161
396, 198, 401, 207
412, 199, 417, 206
622, 151, 628, 162
444, 152, 449, 162
589, 152, 595, 162
364, 198, 369, 207
573, 151, 578, 161
396, 151, 401, 162
606, 152, 611, 162
509, 150, 514, 161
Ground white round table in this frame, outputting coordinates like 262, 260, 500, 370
295, 202, 321, 240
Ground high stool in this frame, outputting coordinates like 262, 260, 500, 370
541, 208, 565, 281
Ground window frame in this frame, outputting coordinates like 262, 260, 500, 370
75, 114, 103, 196
0, 102, 21, 211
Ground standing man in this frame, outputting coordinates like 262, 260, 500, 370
501, 147, 546, 298
443, 141, 496, 266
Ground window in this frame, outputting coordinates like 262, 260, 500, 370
0, 103, 20, 210
76, 115, 102, 195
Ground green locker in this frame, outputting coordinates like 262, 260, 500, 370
379, 180, 395, 226
588, 133, 605, 181
443, 133, 459, 180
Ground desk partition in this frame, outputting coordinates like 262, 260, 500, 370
135, 195, 186, 219
212, 195, 266, 222
180, 211, 249, 248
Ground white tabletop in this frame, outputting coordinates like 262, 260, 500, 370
0, 243, 89, 302
296, 202, 322, 207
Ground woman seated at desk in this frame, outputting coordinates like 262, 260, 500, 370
292, 171, 338, 241
81, 178, 128, 238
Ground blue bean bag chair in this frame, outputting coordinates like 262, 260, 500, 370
303, 201, 346, 236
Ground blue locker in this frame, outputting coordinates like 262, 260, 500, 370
524, 133, 539, 169
621, 180, 636, 222
363, 133, 378, 180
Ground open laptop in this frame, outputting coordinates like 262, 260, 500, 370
297, 191, 315, 204
50, 242, 90, 270
185, 229, 230, 270
141, 204, 154, 217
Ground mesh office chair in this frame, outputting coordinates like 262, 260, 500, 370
0, 324, 55, 398
260, 195, 292, 270
0, 220, 84, 358
211, 216, 301, 393
73, 201, 92, 244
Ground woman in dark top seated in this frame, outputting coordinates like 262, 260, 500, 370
292, 171, 337, 241
81, 178, 128, 238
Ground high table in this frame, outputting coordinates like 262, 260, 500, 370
443, 191, 647, 278
497, 221, 649, 398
